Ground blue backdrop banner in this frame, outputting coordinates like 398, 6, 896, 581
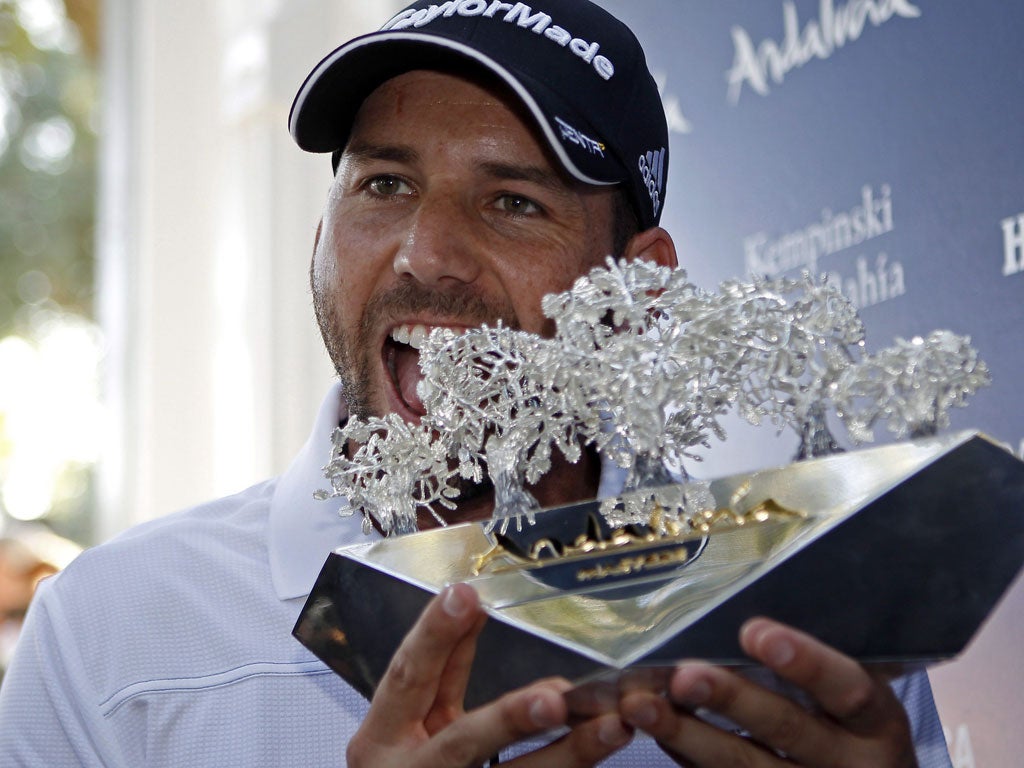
596, 2, 1024, 765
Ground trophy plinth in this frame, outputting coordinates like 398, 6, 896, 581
294, 431, 1024, 708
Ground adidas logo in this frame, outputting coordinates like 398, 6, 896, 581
638, 148, 665, 219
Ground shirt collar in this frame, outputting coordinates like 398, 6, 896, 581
268, 383, 381, 601
268, 383, 630, 601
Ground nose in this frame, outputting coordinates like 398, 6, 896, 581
392, 194, 482, 287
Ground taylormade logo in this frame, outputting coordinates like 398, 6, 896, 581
383, 2, 616, 81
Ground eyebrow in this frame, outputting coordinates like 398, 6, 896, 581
476, 161, 573, 197
341, 142, 420, 166
341, 143, 571, 193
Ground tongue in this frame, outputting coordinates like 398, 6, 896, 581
393, 345, 426, 414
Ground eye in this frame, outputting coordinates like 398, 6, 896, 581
365, 175, 413, 197
495, 193, 542, 217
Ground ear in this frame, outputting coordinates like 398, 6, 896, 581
309, 219, 325, 287
620, 226, 678, 270
313, 218, 324, 253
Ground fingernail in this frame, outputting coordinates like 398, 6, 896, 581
598, 718, 631, 747
442, 585, 468, 618
740, 618, 769, 646
625, 701, 658, 729
677, 678, 711, 708
766, 636, 795, 667
529, 695, 559, 729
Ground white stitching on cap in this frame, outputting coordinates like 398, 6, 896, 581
382, 2, 615, 81
290, 31, 620, 189
555, 117, 605, 157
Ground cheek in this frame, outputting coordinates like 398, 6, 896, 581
318, 207, 402, 292
310, 242, 334, 290
502, 262, 582, 336
313, 223, 376, 317
310, 242, 340, 313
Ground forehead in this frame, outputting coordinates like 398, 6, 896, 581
347, 69, 557, 165
336, 68, 622, 246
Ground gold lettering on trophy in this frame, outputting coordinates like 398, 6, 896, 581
471, 496, 804, 576
689, 496, 803, 534
576, 545, 694, 583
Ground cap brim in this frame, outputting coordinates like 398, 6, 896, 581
289, 32, 622, 188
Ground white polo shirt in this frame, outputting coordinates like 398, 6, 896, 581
0, 384, 952, 766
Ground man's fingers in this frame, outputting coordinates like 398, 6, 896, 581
664, 662, 845, 765
739, 617, 910, 735
365, 583, 484, 736
514, 711, 634, 768
623, 618, 915, 766
353, 587, 635, 768
419, 679, 570, 767
621, 690, 781, 768
423, 679, 633, 768
424, 610, 488, 734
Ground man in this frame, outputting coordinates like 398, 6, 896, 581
0, 1, 951, 765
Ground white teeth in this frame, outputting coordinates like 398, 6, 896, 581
390, 324, 467, 351
409, 325, 428, 350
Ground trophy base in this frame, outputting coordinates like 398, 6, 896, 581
294, 431, 1024, 708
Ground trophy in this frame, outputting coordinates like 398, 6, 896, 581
296, 260, 1024, 709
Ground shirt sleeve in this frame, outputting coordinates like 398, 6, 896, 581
0, 577, 128, 768
892, 669, 953, 768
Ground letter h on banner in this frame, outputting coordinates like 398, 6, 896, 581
1002, 213, 1024, 276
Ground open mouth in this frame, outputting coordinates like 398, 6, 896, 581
384, 323, 465, 418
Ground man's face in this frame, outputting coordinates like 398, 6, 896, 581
311, 69, 621, 422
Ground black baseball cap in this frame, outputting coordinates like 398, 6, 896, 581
289, 0, 669, 229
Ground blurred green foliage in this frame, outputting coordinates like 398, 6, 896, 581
0, 1, 98, 544
0, 0, 98, 336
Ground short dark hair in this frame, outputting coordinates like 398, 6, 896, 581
611, 187, 641, 256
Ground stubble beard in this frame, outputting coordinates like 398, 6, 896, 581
312, 278, 522, 510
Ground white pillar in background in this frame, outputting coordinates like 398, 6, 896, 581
96, 0, 404, 540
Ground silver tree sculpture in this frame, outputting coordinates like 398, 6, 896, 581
417, 324, 593, 533
729, 274, 865, 460
836, 330, 991, 441
317, 413, 460, 536
541, 258, 730, 527
541, 256, 676, 350
712, 277, 794, 430
318, 260, 990, 540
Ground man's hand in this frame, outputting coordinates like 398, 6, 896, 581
347, 583, 632, 767
619, 617, 918, 767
